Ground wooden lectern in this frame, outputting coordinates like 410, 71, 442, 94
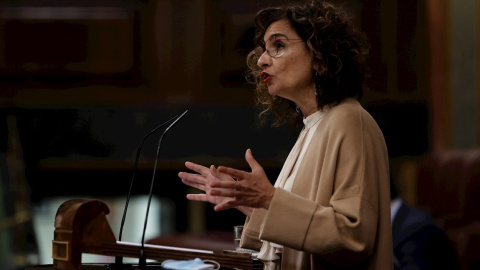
47, 199, 262, 270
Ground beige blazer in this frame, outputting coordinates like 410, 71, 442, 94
241, 98, 393, 269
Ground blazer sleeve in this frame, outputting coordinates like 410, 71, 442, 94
260, 189, 378, 265
239, 208, 266, 251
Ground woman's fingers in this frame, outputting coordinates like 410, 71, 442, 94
210, 180, 237, 189
210, 187, 239, 197
179, 154, 272, 211
210, 165, 218, 176
181, 179, 205, 191
185, 161, 210, 175
217, 166, 247, 179
217, 149, 262, 179
178, 172, 206, 185
186, 193, 208, 202
212, 165, 238, 182
214, 200, 238, 212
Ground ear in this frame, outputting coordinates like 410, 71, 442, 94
314, 67, 327, 76
313, 62, 327, 76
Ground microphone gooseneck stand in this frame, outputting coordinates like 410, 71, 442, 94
109, 111, 187, 269
138, 110, 188, 270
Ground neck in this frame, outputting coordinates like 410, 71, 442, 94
302, 106, 318, 117
296, 85, 318, 117
297, 96, 318, 117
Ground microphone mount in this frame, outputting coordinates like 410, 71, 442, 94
111, 110, 188, 269
138, 110, 188, 269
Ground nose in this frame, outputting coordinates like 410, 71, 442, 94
257, 51, 271, 69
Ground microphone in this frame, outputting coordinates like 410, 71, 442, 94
139, 109, 188, 269
112, 112, 183, 268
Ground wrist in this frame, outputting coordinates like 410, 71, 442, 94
263, 187, 276, 210
237, 206, 253, 217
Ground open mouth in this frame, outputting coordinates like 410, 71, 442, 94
261, 72, 271, 84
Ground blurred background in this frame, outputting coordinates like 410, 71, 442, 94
0, 0, 478, 269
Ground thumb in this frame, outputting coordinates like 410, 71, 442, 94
210, 165, 219, 178
245, 148, 261, 172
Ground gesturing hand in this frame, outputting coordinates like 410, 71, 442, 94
178, 162, 253, 216
179, 162, 230, 205
211, 149, 276, 212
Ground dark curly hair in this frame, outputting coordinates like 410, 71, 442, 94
246, 0, 370, 126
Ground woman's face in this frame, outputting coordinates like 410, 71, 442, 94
257, 19, 314, 103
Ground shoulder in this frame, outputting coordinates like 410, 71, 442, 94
329, 97, 362, 116
321, 98, 381, 135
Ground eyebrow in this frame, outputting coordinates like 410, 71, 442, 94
264, 33, 288, 42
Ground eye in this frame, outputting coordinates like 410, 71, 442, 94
273, 39, 286, 55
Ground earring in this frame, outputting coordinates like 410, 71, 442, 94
296, 104, 301, 115
314, 69, 322, 97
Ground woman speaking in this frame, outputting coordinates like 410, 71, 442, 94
179, 1, 393, 269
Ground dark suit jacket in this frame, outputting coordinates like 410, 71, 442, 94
392, 201, 461, 270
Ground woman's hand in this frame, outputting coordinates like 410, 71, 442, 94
211, 149, 276, 211
178, 162, 253, 216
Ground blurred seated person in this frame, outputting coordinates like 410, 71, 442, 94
390, 178, 460, 270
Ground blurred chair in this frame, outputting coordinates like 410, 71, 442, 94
413, 148, 480, 270
391, 177, 460, 270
